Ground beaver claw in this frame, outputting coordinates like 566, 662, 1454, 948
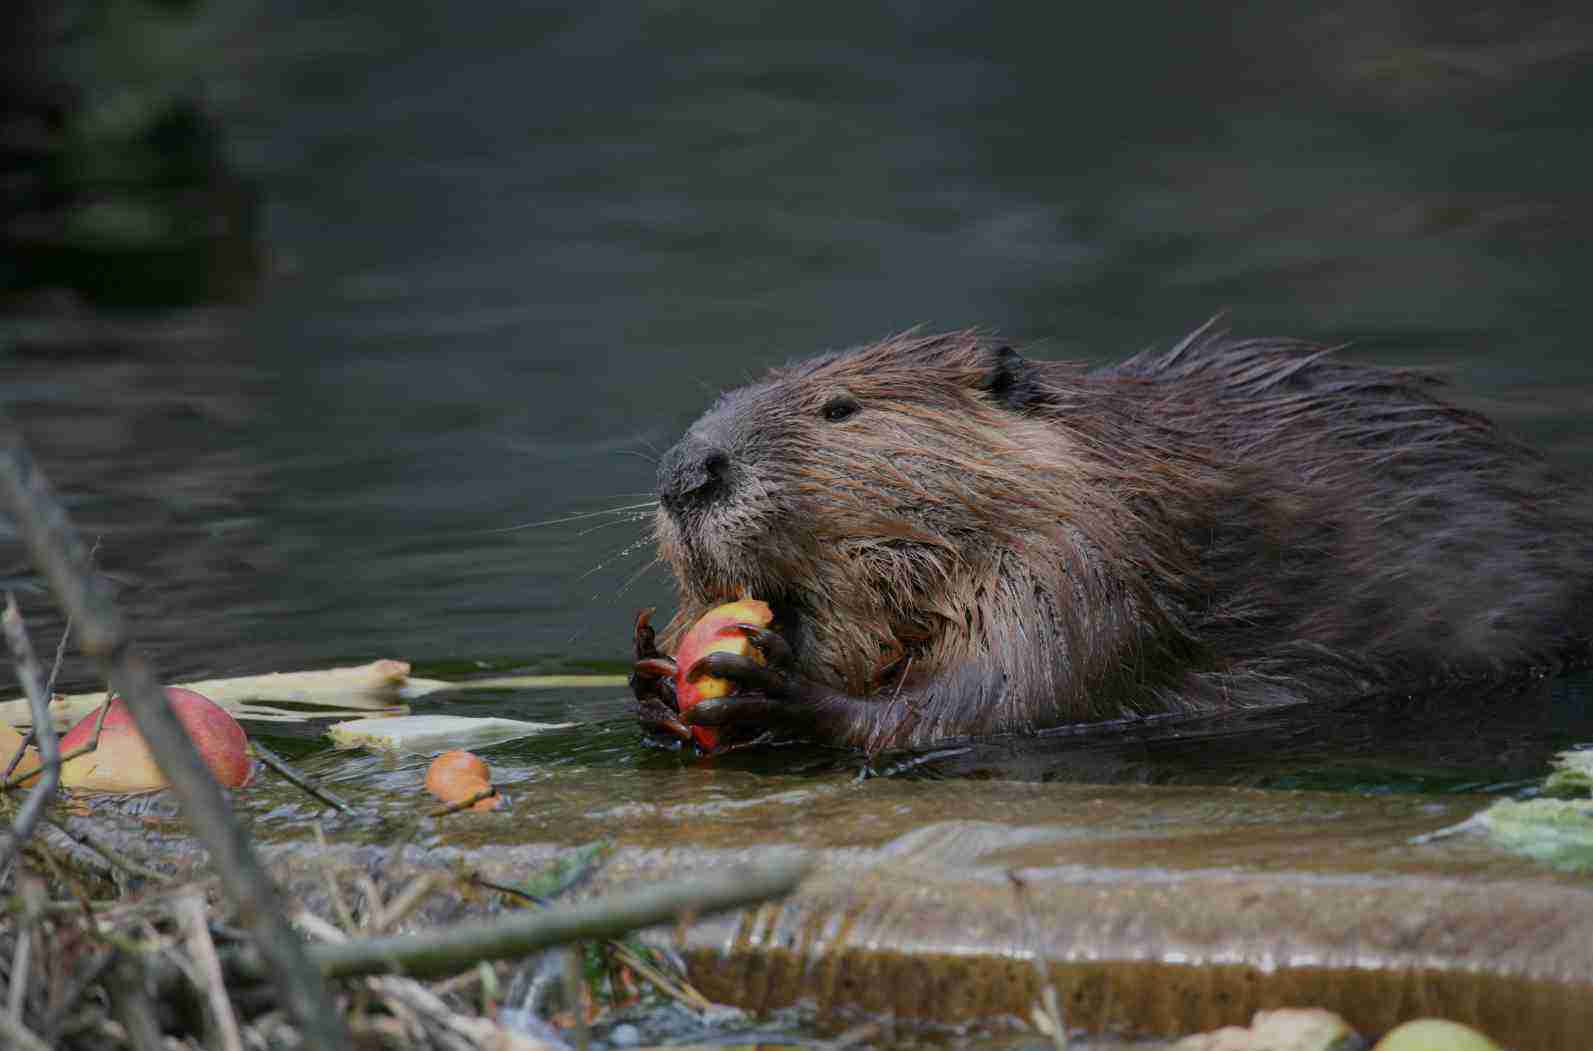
632, 609, 831, 747
728, 623, 794, 666
685, 649, 790, 694
630, 608, 690, 744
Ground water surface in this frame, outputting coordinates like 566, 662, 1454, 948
4, 0, 1592, 796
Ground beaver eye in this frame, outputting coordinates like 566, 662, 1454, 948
821, 396, 860, 422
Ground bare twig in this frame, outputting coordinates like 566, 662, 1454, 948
50, 695, 111, 767
0, 1012, 52, 1051
43, 601, 76, 699
1, 546, 87, 784
0, 421, 350, 1048
428, 785, 499, 816
252, 741, 351, 813
826, 1022, 884, 1049
564, 946, 590, 1051
377, 873, 441, 933
0, 750, 39, 790
40, 538, 94, 702
107, 952, 165, 1051
45, 817, 171, 884
179, 891, 245, 1051
230, 853, 813, 983
40, 946, 116, 1037
477, 871, 714, 1011
471, 872, 549, 904
312, 827, 358, 933
609, 940, 713, 1011
0, 594, 62, 872
8, 874, 45, 1022
357, 875, 386, 930
292, 909, 349, 945
2, 726, 35, 782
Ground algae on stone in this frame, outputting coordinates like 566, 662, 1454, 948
1472, 797, 1593, 871
1542, 748, 1593, 799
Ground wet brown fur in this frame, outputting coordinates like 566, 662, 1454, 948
653, 325, 1593, 750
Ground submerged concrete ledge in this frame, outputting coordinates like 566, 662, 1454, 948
103, 777, 1593, 1050
681, 852, 1593, 1048
242, 777, 1593, 1044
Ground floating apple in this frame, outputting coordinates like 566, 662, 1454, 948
424, 749, 505, 811
673, 598, 774, 751
59, 687, 252, 793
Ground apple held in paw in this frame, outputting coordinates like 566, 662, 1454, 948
59, 688, 253, 793
674, 598, 775, 751
425, 749, 505, 811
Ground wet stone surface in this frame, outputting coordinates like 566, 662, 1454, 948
82, 761, 1593, 1051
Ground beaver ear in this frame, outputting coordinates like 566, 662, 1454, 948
977, 346, 1042, 411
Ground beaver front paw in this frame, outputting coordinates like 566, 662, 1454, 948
629, 608, 692, 746
680, 622, 827, 737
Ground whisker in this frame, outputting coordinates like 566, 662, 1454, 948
575, 535, 654, 583
484, 502, 658, 534
577, 512, 655, 538
616, 556, 663, 597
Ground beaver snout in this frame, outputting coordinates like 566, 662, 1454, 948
658, 435, 731, 517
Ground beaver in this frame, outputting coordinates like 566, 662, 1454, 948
630, 324, 1593, 752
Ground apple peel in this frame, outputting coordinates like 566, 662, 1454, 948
674, 598, 775, 750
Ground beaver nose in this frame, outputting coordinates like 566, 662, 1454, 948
658, 437, 731, 515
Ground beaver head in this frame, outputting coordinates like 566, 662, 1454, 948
652, 331, 1172, 698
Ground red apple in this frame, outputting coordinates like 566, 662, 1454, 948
673, 598, 774, 751
425, 749, 504, 811
59, 687, 252, 793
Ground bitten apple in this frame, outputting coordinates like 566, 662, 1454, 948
424, 749, 505, 811
673, 598, 775, 751
59, 688, 252, 793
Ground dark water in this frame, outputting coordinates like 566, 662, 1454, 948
4, 0, 1593, 791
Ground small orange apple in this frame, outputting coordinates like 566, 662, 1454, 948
673, 598, 774, 751
425, 749, 504, 811
59, 688, 252, 793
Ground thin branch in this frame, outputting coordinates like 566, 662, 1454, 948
0, 1012, 52, 1051
179, 892, 245, 1051
40, 946, 116, 1037
231, 853, 812, 983
312, 826, 357, 933
45, 695, 112, 770
0, 594, 62, 872
107, 952, 165, 1051
2, 726, 35, 782
374, 873, 440, 933
44, 607, 75, 698
8, 875, 45, 1022
252, 741, 351, 813
428, 785, 499, 817
45, 817, 171, 884
0, 420, 350, 1049
474, 873, 713, 1010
